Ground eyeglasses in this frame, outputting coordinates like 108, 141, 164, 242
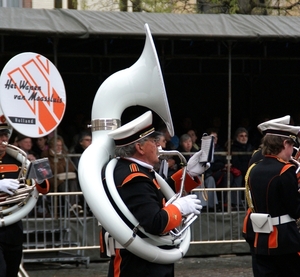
150, 138, 159, 143
142, 138, 159, 144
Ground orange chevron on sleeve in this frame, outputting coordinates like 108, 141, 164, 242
121, 172, 148, 187
162, 204, 182, 233
171, 169, 201, 193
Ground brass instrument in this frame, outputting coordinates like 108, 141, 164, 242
292, 147, 300, 174
292, 146, 300, 232
0, 142, 38, 226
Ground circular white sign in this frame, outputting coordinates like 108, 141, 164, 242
0, 52, 66, 137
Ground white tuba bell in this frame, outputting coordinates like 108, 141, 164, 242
78, 24, 192, 264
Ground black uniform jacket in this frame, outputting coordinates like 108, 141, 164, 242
245, 155, 300, 255
0, 153, 23, 245
114, 158, 181, 234
108, 157, 200, 234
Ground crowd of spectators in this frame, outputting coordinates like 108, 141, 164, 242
7, 112, 277, 213
152, 114, 272, 212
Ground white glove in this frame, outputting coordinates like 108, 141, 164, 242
0, 179, 19, 195
173, 194, 202, 215
187, 150, 210, 177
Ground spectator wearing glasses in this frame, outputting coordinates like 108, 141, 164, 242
229, 127, 254, 209
231, 127, 254, 182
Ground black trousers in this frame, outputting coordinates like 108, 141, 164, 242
255, 252, 300, 277
0, 242, 23, 277
108, 248, 174, 277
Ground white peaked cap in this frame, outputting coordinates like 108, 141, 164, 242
108, 111, 156, 147
257, 115, 291, 134
257, 115, 300, 141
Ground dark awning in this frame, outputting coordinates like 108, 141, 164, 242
1, 7, 300, 41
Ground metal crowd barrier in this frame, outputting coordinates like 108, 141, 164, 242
21, 187, 248, 267
20, 150, 251, 267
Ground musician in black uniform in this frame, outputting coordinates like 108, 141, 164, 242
243, 117, 300, 277
244, 115, 293, 277
104, 111, 209, 277
0, 120, 50, 277
248, 115, 291, 167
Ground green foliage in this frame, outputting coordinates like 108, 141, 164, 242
209, 0, 239, 14
76, 0, 195, 12
141, 0, 174, 13
229, 0, 239, 13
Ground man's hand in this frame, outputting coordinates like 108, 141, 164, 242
0, 179, 19, 195
187, 150, 210, 177
173, 194, 202, 215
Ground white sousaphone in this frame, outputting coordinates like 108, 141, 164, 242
79, 24, 195, 264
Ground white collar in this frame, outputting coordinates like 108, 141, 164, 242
124, 157, 153, 170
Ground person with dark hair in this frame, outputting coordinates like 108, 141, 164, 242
71, 131, 92, 170
243, 117, 300, 276
32, 136, 49, 158
187, 129, 201, 151
175, 134, 198, 165
103, 111, 210, 277
16, 134, 38, 161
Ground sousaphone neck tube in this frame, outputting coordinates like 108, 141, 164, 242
91, 118, 121, 132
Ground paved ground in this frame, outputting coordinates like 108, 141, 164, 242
23, 254, 253, 277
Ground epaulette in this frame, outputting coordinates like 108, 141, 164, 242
128, 163, 140, 173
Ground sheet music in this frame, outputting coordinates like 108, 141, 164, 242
26, 158, 53, 182
199, 134, 214, 163
159, 159, 169, 180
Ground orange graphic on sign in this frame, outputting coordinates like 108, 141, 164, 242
5, 54, 65, 135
